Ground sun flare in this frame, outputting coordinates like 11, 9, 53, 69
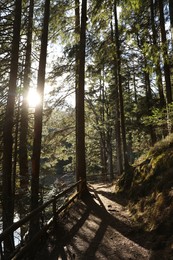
27, 88, 41, 108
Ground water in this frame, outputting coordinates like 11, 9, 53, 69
0, 213, 21, 252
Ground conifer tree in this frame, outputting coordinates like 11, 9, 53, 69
76, 0, 87, 191
29, 0, 50, 238
113, 0, 129, 173
169, 0, 173, 45
19, 0, 34, 192
158, 0, 172, 104
2, 0, 22, 255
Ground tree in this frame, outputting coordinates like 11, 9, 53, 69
19, 0, 34, 192
2, 0, 22, 255
158, 0, 172, 104
75, 0, 81, 180
75, 0, 80, 92
29, 0, 50, 238
76, 0, 87, 192
169, 0, 173, 44
113, 0, 129, 173
111, 2, 123, 176
150, 0, 165, 108
86, 67, 115, 180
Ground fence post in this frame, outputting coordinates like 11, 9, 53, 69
53, 196, 57, 227
0, 243, 4, 259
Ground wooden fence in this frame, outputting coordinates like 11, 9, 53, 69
0, 180, 83, 260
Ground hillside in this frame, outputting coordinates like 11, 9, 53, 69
119, 134, 173, 256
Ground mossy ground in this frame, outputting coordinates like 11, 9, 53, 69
118, 134, 173, 256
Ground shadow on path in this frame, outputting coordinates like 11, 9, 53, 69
82, 187, 154, 250
94, 189, 128, 207
36, 184, 163, 259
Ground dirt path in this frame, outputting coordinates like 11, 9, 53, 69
36, 182, 165, 259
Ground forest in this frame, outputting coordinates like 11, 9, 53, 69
0, 0, 173, 258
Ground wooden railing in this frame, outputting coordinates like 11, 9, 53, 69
0, 180, 83, 260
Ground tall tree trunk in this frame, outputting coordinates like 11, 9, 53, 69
169, 0, 173, 45
12, 100, 20, 211
75, 0, 80, 183
114, 0, 129, 173
2, 0, 22, 255
29, 0, 50, 239
114, 55, 123, 176
169, 0, 173, 108
100, 71, 108, 178
158, 0, 172, 104
19, 0, 34, 192
111, 16, 123, 176
132, 61, 138, 104
107, 129, 114, 181
76, 0, 87, 192
100, 136, 107, 177
150, 0, 165, 107
144, 57, 157, 145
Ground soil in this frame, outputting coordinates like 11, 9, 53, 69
36, 182, 173, 260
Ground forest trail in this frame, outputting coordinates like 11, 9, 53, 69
36, 182, 166, 260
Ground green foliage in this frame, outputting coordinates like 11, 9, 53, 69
128, 0, 142, 10
41, 108, 75, 175
142, 103, 173, 136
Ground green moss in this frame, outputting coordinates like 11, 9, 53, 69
124, 134, 173, 235
149, 134, 173, 156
